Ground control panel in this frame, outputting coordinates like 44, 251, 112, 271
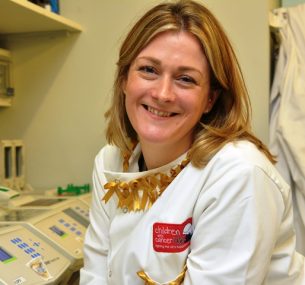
0, 223, 71, 285
1, 199, 89, 272
32, 199, 89, 270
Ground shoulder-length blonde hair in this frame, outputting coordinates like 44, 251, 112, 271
105, 0, 275, 167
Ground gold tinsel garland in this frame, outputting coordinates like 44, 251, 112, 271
102, 158, 190, 212
137, 264, 187, 284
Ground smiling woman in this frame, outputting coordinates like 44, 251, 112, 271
80, 0, 305, 284
124, 31, 215, 169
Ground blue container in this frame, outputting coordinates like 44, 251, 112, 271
50, 0, 60, 14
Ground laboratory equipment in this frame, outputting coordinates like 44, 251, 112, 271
57, 183, 90, 196
10, 196, 90, 222
0, 48, 14, 107
32, 198, 89, 267
78, 193, 91, 206
12, 140, 25, 191
0, 222, 71, 285
1, 198, 89, 272
0, 185, 20, 205
9, 191, 91, 217
9, 195, 68, 209
0, 180, 90, 283
0, 140, 14, 188
0, 140, 26, 191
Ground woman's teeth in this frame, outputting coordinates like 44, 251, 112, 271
147, 106, 172, 117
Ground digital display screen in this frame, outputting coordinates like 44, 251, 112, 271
63, 208, 89, 228
0, 209, 48, 222
49, 225, 67, 237
0, 247, 13, 262
22, 198, 66, 207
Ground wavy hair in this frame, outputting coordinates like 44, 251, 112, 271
105, 0, 275, 167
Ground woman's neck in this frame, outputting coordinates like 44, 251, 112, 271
140, 141, 190, 170
138, 152, 147, 172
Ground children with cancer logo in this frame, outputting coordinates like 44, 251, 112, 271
153, 218, 193, 253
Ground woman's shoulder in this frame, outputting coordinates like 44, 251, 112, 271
209, 140, 289, 191
214, 140, 272, 167
94, 144, 123, 172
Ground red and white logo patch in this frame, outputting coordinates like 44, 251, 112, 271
153, 218, 193, 253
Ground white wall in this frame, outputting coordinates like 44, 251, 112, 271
203, 0, 270, 145
0, 0, 271, 190
271, 0, 281, 9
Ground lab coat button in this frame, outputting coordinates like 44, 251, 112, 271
108, 270, 112, 278
122, 206, 128, 213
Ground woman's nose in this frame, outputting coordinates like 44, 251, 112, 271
152, 76, 175, 102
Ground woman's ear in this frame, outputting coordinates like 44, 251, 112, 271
204, 90, 219, 113
122, 78, 127, 94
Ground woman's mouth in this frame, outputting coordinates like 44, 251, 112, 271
144, 105, 176, 117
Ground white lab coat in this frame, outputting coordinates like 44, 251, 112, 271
269, 4, 305, 255
80, 141, 305, 284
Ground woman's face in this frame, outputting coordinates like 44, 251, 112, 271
124, 30, 215, 152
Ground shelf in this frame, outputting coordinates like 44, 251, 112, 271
0, 0, 82, 35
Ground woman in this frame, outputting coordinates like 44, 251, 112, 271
80, 0, 305, 284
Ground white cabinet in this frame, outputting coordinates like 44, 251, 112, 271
0, 0, 82, 106
0, 0, 82, 35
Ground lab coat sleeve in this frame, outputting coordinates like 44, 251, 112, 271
184, 162, 286, 285
80, 155, 111, 284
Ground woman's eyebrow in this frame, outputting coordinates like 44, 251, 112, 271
135, 56, 203, 76
135, 56, 161, 66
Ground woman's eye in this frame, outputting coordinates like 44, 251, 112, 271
138, 66, 156, 74
178, 75, 197, 85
